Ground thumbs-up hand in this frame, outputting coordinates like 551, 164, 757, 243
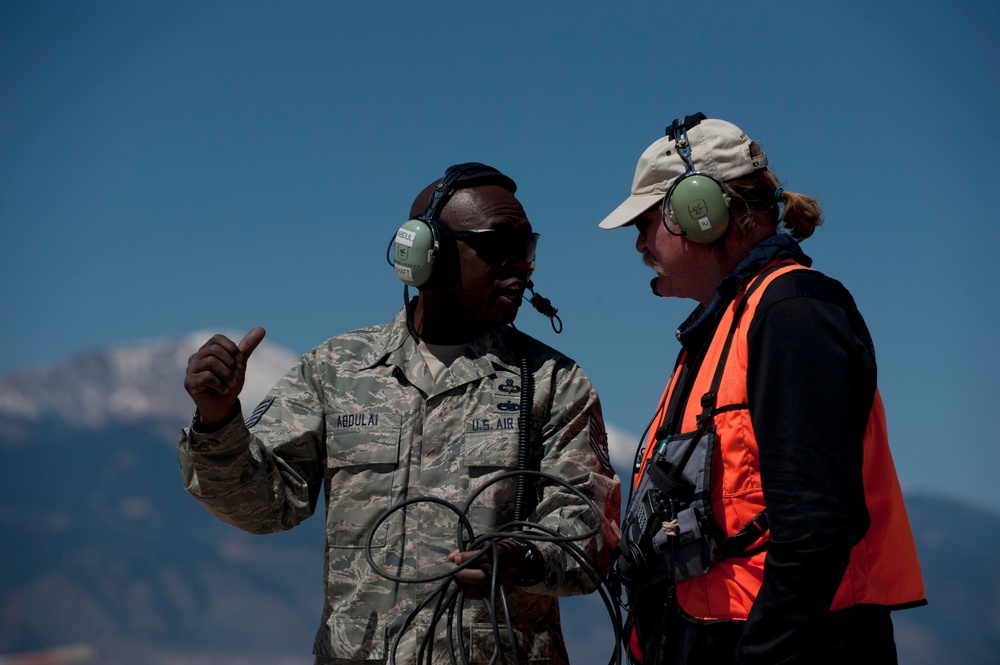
184, 327, 266, 429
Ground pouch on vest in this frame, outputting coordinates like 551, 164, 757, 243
618, 425, 721, 585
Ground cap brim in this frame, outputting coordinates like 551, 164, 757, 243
597, 193, 663, 229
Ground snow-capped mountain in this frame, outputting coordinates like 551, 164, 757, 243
0, 331, 299, 434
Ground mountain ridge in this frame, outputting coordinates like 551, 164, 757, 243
0, 331, 299, 439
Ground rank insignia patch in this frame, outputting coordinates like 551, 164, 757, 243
245, 397, 274, 428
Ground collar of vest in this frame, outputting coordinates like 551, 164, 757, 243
676, 234, 811, 350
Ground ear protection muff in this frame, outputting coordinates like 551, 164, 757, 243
389, 162, 517, 287
391, 217, 440, 288
662, 113, 730, 244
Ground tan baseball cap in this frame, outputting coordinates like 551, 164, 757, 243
598, 118, 768, 229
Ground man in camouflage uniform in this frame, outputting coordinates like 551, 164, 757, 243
178, 163, 621, 664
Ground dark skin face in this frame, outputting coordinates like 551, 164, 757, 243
412, 184, 534, 344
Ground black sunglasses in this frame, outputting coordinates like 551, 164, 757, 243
450, 228, 540, 267
634, 215, 651, 239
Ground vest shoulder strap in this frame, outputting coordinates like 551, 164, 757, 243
698, 261, 798, 425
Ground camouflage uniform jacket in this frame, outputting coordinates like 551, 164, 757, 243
178, 307, 621, 664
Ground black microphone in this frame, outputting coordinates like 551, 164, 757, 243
525, 281, 563, 333
650, 277, 664, 297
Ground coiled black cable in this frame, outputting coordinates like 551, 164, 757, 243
364, 468, 623, 665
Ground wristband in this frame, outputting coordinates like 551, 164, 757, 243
513, 539, 544, 587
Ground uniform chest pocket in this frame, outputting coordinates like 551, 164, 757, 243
325, 423, 401, 548
463, 428, 521, 470
463, 428, 524, 530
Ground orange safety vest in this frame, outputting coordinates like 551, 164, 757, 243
636, 262, 926, 620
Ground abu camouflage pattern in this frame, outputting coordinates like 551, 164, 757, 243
178, 307, 621, 664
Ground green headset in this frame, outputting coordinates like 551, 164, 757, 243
661, 112, 731, 244
389, 162, 517, 287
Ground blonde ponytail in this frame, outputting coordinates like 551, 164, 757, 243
725, 158, 823, 241
777, 188, 823, 241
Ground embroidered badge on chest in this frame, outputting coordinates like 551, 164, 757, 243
495, 377, 522, 396
494, 377, 522, 414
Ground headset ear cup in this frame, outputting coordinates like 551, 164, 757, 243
667, 175, 730, 243
392, 218, 438, 287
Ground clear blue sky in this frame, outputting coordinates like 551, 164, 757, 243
2, 1, 998, 511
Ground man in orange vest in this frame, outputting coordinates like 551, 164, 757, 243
598, 114, 925, 664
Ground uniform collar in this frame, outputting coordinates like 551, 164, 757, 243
362, 306, 524, 396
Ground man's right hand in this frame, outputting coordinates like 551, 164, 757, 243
184, 327, 266, 429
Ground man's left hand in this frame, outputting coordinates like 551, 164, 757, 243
447, 539, 527, 598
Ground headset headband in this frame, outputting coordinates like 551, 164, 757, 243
665, 112, 706, 175
421, 162, 517, 222
665, 112, 707, 141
